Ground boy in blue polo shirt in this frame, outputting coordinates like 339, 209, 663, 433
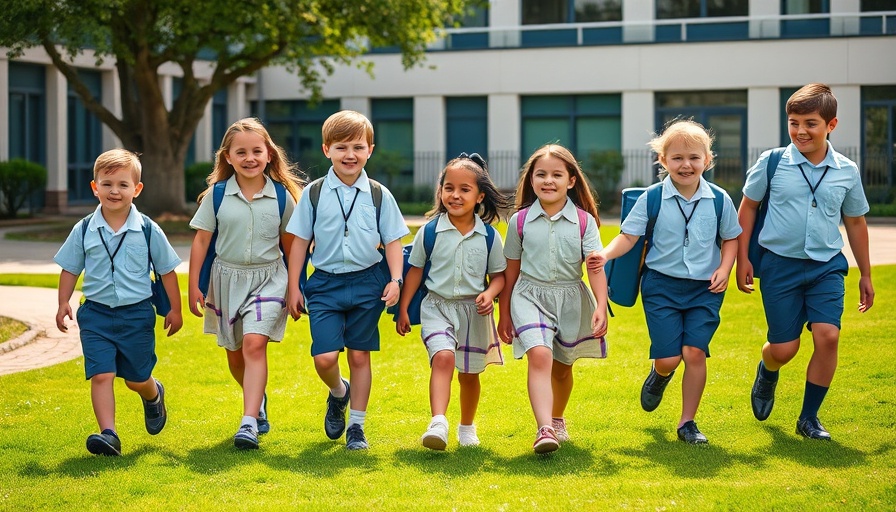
736, 83, 875, 440
286, 110, 409, 450
55, 149, 183, 456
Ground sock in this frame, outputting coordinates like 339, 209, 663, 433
101, 429, 119, 439
799, 381, 829, 420
431, 414, 448, 426
348, 409, 366, 428
759, 360, 779, 382
241, 415, 258, 431
458, 423, 475, 432
329, 379, 347, 398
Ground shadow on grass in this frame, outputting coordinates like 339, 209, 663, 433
21, 445, 172, 478
618, 427, 763, 478
760, 423, 869, 468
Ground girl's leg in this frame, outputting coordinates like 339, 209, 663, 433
457, 372, 481, 425
90, 372, 116, 431
550, 361, 573, 419
226, 347, 246, 387
678, 347, 706, 427
429, 351, 455, 417
526, 346, 554, 428
240, 333, 269, 418
346, 349, 371, 412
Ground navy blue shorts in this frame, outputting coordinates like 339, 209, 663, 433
758, 251, 847, 343
305, 264, 387, 356
640, 268, 724, 359
76, 299, 157, 382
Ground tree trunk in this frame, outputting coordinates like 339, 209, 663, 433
134, 134, 188, 217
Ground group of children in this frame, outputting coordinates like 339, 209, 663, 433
55, 83, 874, 457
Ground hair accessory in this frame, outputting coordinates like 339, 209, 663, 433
457, 152, 488, 170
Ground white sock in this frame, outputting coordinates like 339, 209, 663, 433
329, 379, 347, 398
458, 423, 475, 433
348, 409, 366, 428
241, 415, 258, 431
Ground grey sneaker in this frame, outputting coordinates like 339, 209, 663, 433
234, 424, 259, 450
325, 378, 350, 440
142, 379, 167, 435
345, 424, 369, 450
86, 429, 121, 456
257, 393, 270, 435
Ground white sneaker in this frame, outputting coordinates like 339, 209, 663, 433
457, 424, 480, 447
552, 417, 570, 442
421, 418, 449, 451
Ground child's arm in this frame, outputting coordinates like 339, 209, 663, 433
586, 232, 640, 272
281, 232, 295, 261
708, 238, 738, 293
497, 259, 520, 344
587, 264, 608, 338
843, 215, 875, 312
381, 239, 403, 308
160, 271, 183, 336
735, 196, 761, 293
188, 229, 213, 318
55, 270, 79, 332
476, 272, 504, 316
286, 236, 311, 320
395, 265, 423, 336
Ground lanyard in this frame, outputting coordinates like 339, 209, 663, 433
674, 196, 697, 247
337, 187, 361, 237
98, 228, 128, 274
798, 164, 830, 208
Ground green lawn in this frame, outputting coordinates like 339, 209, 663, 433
1, 226, 894, 510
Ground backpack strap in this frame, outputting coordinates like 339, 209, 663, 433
422, 217, 438, 259
707, 182, 726, 248
273, 181, 286, 217
644, 183, 663, 256
79, 212, 95, 247
516, 207, 529, 240
212, 180, 226, 215
575, 207, 588, 259
755, 147, 785, 241
140, 213, 153, 272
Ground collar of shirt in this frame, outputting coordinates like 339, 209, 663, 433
661, 175, 715, 203
435, 212, 487, 236
786, 141, 843, 170
88, 204, 143, 235
526, 198, 578, 224
325, 167, 371, 193
224, 174, 277, 200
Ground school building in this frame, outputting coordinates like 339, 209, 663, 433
2, 1, 895, 213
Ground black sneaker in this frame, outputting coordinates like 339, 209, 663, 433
325, 378, 351, 440
796, 416, 832, 440
751, 362, 777, 421
142, 379, 167, 435
677, 421, 708, 444
345, 424, 369, 450
257, 393, 270, 435
641, 367, 674, 412
234, 424, 259, 450
86, 429, 122, 456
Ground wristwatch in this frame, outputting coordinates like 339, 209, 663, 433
390, 278, 403, 287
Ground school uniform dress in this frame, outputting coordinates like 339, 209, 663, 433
190, 175, 296, 351
742, 142, 869, 341
55, 204, 181, 380
503, 199, 605, 365
285, 168, 409, 356
408, 213, 506, 374
620, 176, 741, 358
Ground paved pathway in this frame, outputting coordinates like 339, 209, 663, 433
1, 219, 894, 376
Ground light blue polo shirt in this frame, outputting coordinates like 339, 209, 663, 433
408, 214, 506, 299
621, 176, 741, 281
504, 198, 602, 283
54, 204, 181, 308
743, 142, 869, 262
190, 175, 296, 265
285, 168, 409, 273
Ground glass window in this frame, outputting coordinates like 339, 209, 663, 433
657, 0, 747, 19
783, 0, 828, 14
575, 0, 623, 22
8, 63, 46, 166
371, 98, 414, 185
861, 86, 896, 204
861, 0, 894, 10
256, 99, 340, 179
67, 69, 103, 203
211, 88, 228, 159
521, 94, 622, 160
523, 0, 621, 24
446, 97, 487, 159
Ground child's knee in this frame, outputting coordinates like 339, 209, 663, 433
681, 346, 706, 365
431, 350, 455, 371
346, 349, 370, 369
90, 372, 115, 386
313, 351, 340, 370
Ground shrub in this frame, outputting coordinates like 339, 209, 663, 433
0, 159, 47, 218
583, 150, 624, 211
184, 161, 213, 202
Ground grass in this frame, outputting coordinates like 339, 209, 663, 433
0, 316, 27, 342
1, 225, 895, 510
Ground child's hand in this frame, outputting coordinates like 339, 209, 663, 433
858, 275, 875, 312
497, 315, 515, 344
475, 292, 495, 316
382, 281, 400, 308
396, 311, 411, 336
55, 303, 73, 332
188, 288, 205, 318
164, 310, 183, 337
287, 286, 306, 320
736, 260, 755, 294
586, 250, 607, 273
708, 268, 730, 293
591, 308, 607, 338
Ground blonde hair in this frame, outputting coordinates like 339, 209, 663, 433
649, 119, 715, 179
322, 110, 374, 146
93, 149, 142, 183
786, 83, 837, 123
514, 144, 600, 226
198, 117, 304, 203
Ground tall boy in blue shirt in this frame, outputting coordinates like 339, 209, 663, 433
286, 110, 408, 450
736, 84, 875, 440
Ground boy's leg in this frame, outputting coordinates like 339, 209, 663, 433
90, 372, 117, 432
125, 376, 166, 435
679, 346, 706, 426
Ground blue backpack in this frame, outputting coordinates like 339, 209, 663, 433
198, 180, 288, 295
747, 147, 785, 279
386, 215, 497, 325
605, 181, 726, 308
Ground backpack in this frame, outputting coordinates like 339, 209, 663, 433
197, 179, 288, 295
298, 177, 385, 298
385, 215, 497, 325
516, 206, 589, 255
747, 147, 785, 279
80, 213, 171, 317
604, 181, 726, 308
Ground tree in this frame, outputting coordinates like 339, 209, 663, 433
1, 0, 471, 215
